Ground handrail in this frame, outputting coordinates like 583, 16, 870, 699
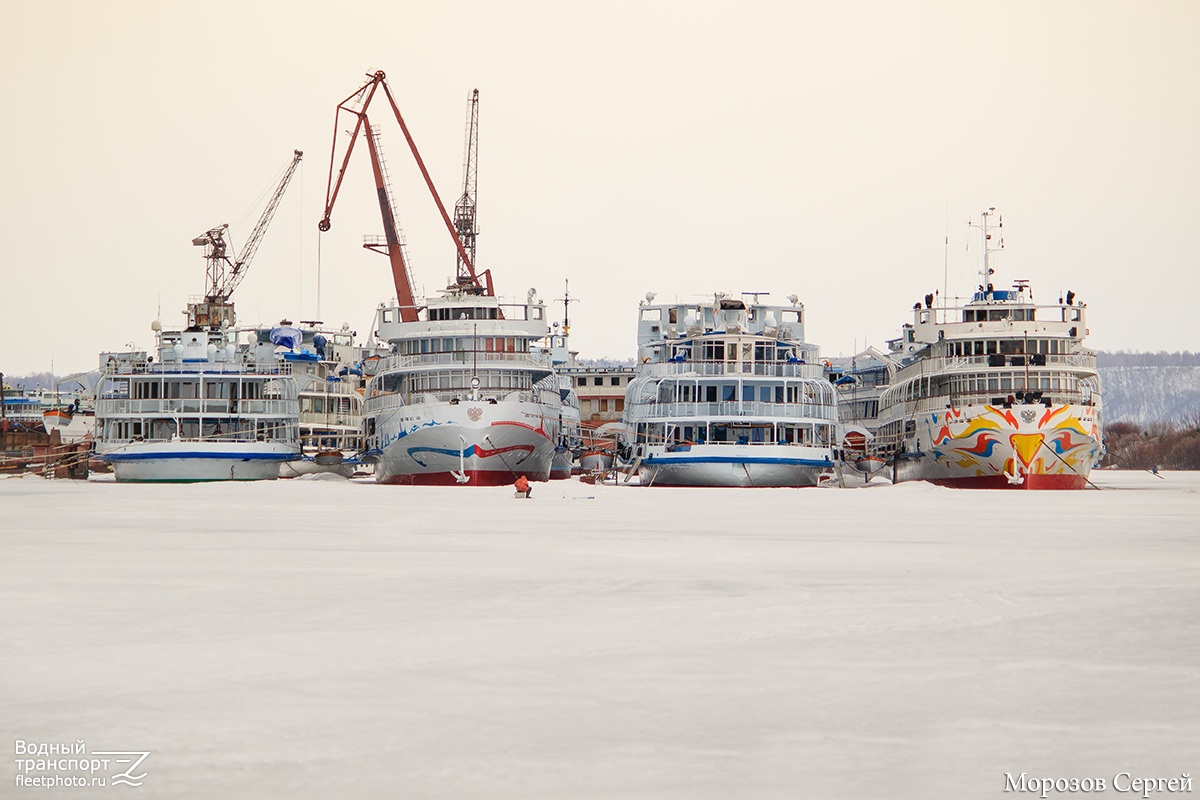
100, 360, 297, 376
878, 388, 1101, 418
627, 400, 839, 423
95, 398, 299, 416
374, 351, 551, 371
637, 360, 825, 378
914, 353, 1096, 372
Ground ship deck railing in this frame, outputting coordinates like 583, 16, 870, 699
295, 377, 364, 396
100, 359, 298, 376
879, 389, 1100, 421
363, 386, 559, 413
375, 351, 552, 372
627, 400, 839, 423
637, 360, 825, 379
915, 353, 1096, 372
96, 398, 299, 417
298, 412, 360, 428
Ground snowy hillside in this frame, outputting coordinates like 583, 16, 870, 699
1097, 352, 1200, 425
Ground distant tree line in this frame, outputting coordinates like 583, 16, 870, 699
1102, 417, 1200, 471
1096, 350, 1200, 367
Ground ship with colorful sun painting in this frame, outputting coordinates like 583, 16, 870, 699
873, 209, 1102, 489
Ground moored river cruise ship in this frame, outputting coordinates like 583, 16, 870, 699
94, 324, 300, 482
622, 292, 837, 487
874, 209, 1102, 489
362, 287, 561, 486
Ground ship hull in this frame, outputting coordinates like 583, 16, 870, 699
893, 402, 1101, 490
372, 400, 558, 486
549, 447, 573, 480
638, 444, 834, 488
578, 450, 614, 472
42, 408, 74, 434
101, 440, 299, 483
279, 456, 357, 479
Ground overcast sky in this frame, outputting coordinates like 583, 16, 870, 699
2, 1, 1197, 376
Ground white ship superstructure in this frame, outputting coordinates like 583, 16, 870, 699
240, 321, 369, 478
622, 292, 837, 487
94, 324, 300, 482
539, 324, 583, 480
874, 209, 1102, 489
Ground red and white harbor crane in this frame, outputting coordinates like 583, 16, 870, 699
318, 71, 490, 324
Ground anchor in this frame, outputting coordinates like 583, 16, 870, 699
450, 435, 470, 484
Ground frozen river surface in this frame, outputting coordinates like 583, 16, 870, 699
2, 471, 1197, 798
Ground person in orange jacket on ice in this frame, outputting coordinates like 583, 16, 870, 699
514, 474, 531, 498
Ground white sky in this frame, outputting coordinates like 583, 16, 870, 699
2, 1, 1198, 376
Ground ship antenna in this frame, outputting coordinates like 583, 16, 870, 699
971, 207, 1003, 293
556, 278, 579, 338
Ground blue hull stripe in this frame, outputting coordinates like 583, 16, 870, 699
102, 452, 295, 462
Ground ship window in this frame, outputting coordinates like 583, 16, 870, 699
704, 385, 718, 402
987, 377, 999, 392
1000, 377, 1012, 391
1071, 309, 1081, 321
721, 384, 737, 402
610, 376, 621, 386
1000, 340, 1021, 355
989, 310, 1007, 321
668, 308, 678, 324
167, 381, 198, 399
641, 308, 661, 321
986, 341, 998, 355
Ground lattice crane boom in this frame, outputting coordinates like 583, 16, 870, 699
196, 149, 303, 304
453, 89, 480, 287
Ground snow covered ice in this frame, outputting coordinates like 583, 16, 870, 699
2, 472, 1198, 798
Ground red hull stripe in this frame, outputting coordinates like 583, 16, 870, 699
378, 470, 543, 487
926, 473, 1088, 490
